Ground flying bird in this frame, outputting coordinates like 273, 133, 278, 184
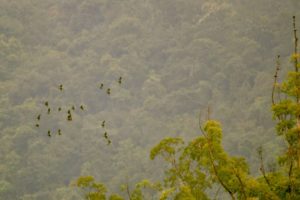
44, 101, 49, 107
59, 84, 63, 91
106, 88, 111, 95
101, 120, 105, 128
48, 130, 51, 137
80, 105, 84, 110
118, 77, 122, 84
67, 114, 72, 121
103, 131, 108, 139
99, 83, 104, 89
67, 113, 72, 121
37, 114, 41, 120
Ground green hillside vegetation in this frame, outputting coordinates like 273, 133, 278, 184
75, 16, 300, 198
0, 0, 300, 199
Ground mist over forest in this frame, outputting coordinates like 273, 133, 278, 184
1, 0, 300, 199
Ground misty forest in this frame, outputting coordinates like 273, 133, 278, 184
1, 0, 300, 199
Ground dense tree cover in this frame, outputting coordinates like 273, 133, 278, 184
0, 0, 300, 199
76, 16, 300, 199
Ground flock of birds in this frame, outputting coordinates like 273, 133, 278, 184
35, 76, 123, 145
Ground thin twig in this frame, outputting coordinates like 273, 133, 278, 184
234, 170, 247, 200
257, 146, 271, 187
198, 110, 207, 137
288, 159, 294, 197
125, 177, 132, 200
293, 16, 298, 72
207, 105, 211, 121
207, 142, 236, 200
272, 55, 280, 105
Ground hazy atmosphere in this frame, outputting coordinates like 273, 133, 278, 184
1, 0, 300, 199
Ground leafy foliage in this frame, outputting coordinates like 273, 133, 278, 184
75, 15, 300, 200
1, 0, 300, 199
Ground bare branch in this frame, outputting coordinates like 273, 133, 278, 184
293, 16, 298, 72
198, 109, 207, 137
272, 55, 280, 105
257, 146, 271, 187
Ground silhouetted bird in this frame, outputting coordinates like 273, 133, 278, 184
67, 114, 72, 121
107, 139, 111, 145
80, 105, 84, 110
99, 83, 104, 89
106, 88, 111, 95
58, 107, 62, 112
48, 130, 51, 137
35, 124, 39, 128
104, 131, 108, 139
118, 77, 122, 84
47, 108, 51, 114
59, 84, 63, 91
58, 129, 61, 135
45, 101, 49, 107
37, 114, 41, 120
101, 120, 105, 128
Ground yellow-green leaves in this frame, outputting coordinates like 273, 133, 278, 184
174, 185, 196, 200
150, 137, 184, 160
159, 188, 176, 200
76, 176, 107, 199
281, 72, 300, 97
76, 176, 123, 200
203, 120, 223, 143
109, 194, 124, 200
272, 99, 295, 117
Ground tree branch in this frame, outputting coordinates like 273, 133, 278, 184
257, 146, 271, 188
272, 55, 280, 105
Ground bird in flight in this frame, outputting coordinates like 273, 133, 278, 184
67, 110, 72, 121
59, 84, 63, 91
48, 130, 51, 137
44, 101, 49, 107
107, 139, 111, 145
103, 132, 111, 145
99, 83, 104, 89
101, 120, 105, 128
106, 88, 111, 95
104, 131, 108, 139
80, 105, 84, 110
67, 114, 72, 121
118, 77, 122, 84
37, 114, 41, 120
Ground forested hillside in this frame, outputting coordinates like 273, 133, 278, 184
0, 0, 300, 199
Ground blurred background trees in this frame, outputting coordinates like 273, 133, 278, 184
0, 0, 300, 199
